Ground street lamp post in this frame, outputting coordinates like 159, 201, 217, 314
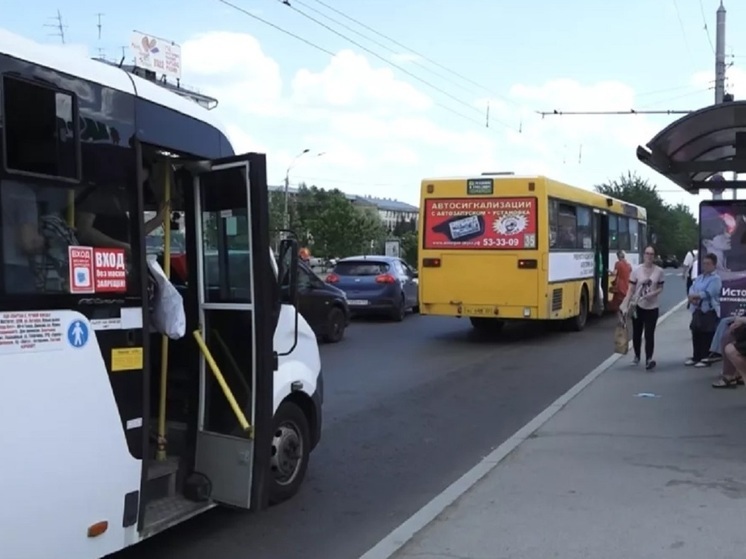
283, 148, 325, 232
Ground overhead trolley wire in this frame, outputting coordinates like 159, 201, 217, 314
671, 0, 694, 61
290, 0, 484, 99
217, 0, 336, 56
218, 0, 505, 129
698, 0, 716, 54
277, 0, 519, 131
305, 0, 513, 103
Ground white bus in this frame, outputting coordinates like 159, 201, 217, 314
0, 32, 323, 559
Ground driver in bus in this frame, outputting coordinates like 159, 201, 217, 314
75, 158, 169, 253
1, 180, 45, 292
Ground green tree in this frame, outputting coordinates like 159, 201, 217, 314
400, 231, 418, 267
393, 216, 417, 237
595, 171, 698, 259
285, 185, 388, 258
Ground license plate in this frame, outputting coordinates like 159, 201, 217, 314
348, 299, 369, 306
463, 305, 496, 317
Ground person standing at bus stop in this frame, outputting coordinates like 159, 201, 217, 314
621, 246, 665, 370
609, 250, 631, 312
682, 248, 697, 295
686, 253, 722, 367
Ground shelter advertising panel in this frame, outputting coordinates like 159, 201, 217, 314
700, 200, 746, 316
423, 197, 537, 250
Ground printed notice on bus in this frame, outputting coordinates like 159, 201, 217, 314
68, 246, 95, 294
0, 311, 64, 354
68, 246, 127, 294
94, 248, 127, 293
423, 197, 537, 250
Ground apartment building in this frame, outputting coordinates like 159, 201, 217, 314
269, 185, 419, 230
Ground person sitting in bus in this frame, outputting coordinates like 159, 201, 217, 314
609, 250, 631, 312
1, 181, 45, 293
75, 159, 168, 253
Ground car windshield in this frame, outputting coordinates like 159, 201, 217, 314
334, 261, 390, 276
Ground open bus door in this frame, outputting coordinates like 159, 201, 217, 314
592, 209, 610, 315
187, 155, 265, 509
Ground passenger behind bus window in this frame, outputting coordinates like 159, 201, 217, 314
75, 159, 168, 253
1, 181, 45, 293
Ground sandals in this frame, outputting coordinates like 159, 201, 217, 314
712, 376, 745, 389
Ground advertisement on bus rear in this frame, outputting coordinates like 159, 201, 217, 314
700, 200, 746, 317
423, 197, 537, 250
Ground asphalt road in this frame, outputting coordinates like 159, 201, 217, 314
116, 272, 685, 559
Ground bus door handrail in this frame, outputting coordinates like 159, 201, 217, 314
192, 329, 253, 438
212, 329, 251, 397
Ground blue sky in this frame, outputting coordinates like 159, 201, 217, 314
3, 0, 745, 213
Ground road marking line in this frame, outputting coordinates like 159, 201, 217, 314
358, 298, 689, 559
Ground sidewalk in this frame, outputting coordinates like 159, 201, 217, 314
378, 307, 746, 559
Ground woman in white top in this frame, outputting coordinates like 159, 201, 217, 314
621, 246, 665, 370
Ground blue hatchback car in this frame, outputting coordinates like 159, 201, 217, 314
325, 255, 419, 321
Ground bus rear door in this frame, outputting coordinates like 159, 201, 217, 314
189, 155, 266, 509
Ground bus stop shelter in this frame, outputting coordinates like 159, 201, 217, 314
637, 100, 746, 192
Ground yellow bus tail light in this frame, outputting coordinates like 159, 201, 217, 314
423, 258, 441, 267
518, 259, 537, 269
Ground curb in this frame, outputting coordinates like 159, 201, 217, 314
358, 298, 688, 559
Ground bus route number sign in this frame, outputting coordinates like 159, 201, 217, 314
466, 178, 493, 195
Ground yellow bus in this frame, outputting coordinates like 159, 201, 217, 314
417, 174, 648, 332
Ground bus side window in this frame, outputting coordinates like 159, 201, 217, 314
609, 215, 619, 250
0, 180, 78, 294
2, 75, 79, 180
629, 219, 639, 253
549, 199, 558, 248
618, 216, 630, 250
556, 203, 577, 249
576, 207, 592, 250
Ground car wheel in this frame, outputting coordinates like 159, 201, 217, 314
323, 307, 346, 343
390, 295, 406, 322
268, 401, 311, 505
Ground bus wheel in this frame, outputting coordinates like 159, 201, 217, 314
470, 317, 505, 333
568, 287, 589, 332
268, 401, 311, 505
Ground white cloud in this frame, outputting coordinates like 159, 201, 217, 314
291, 50, 432, 113
181, 31, 284, 116
390, 53, 422, 63
175, 31, 674, 205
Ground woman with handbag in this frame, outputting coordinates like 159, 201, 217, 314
686, 253, 722, 367
621, 246, 666, 370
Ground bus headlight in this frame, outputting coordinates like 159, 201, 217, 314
523, 307, 531, 318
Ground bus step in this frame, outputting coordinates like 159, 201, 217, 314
146, 456, 179, 499
143, 494, 214, 538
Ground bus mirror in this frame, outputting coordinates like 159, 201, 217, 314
278, 238, 299, 304
277, 237, 301, 358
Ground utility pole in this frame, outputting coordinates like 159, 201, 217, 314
713, 1, 734, 200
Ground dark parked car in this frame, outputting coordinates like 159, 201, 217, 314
297, 261, 350, 343
325, 255, 419, 321
655, 255, 680, 268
